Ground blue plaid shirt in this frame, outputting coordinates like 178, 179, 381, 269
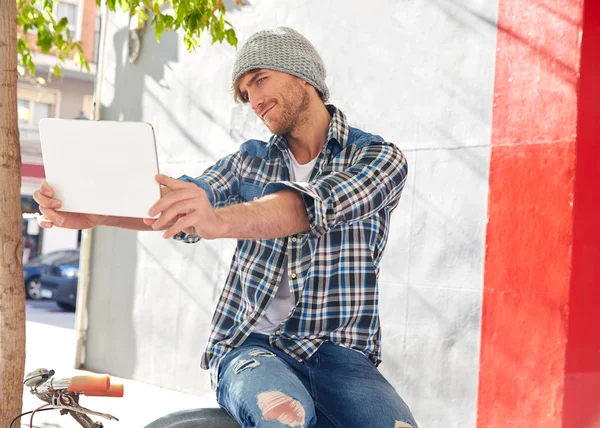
174, 105, 408, 388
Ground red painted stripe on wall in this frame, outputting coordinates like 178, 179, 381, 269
477, 0, 586, 426
563, 0, 600, 425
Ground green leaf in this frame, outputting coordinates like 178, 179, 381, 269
225, 29, 237, 47
42, 0, 53, 12
17, 38, 28, 54
56, 17, 68, 32
27, 58, 35, 76
175, 1, 188, 22
37, 34, 53, 53
118, 0, 130, 13
162, 14, 174, 28
188, 12, 198, 32
138, 8, 149, 21
155, 19, 164, 42
183, 33, 192, 51
53, 65, 61, 76
213, 24, 224, 44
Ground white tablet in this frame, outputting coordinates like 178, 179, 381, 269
39, 119, 161, 218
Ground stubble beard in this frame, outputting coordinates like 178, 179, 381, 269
268, 81, 311, 137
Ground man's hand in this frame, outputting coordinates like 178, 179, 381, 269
144, 175, 224, 240
33, 181, 102, 230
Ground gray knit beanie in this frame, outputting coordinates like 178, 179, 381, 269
232, 27, 329, 102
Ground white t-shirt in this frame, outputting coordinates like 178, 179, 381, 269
254, 149, 318, 334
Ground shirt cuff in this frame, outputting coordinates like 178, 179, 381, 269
263, 181, 329, 240
177, 174, 216, 206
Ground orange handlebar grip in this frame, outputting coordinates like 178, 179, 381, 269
84, 383, 124, 397
67, 375, 110, 393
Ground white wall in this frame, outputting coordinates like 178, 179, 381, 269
85, 1, 497, 426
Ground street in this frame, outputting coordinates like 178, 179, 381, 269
26, 299, 75, 330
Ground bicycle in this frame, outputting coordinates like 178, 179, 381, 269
15, 367, 240, 428
12, 368, 124, 428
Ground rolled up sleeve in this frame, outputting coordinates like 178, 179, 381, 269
263, 142, 407, 240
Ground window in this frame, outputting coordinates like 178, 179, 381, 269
34, 0, 82, 39
56, 0, 80, 37
18, 98, 54, 129
17, 86, 59, 141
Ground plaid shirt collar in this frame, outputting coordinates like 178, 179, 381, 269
267, 104, 350, 159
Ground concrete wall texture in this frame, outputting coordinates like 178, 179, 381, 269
82, 0, 599, 427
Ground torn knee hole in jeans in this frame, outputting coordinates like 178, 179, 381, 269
257, 391, 306, 427
395, 421, 413, 428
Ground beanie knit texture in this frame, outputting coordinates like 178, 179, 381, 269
232, 27, 329, 102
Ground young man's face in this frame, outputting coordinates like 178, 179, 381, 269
238, 69, 310, 136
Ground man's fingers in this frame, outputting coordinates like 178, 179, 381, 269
151, 200, 197, 231
159, 184, 171, 198
144, 213, 184, 230
38, 215, 54, 229
162, 215, 197, 240
33, 189, 61, 209
142, 217, 155, 226
40, 181, 54, 198
148, 187, 200, 217
155, 174, 191, 190
39, 206, 64, 226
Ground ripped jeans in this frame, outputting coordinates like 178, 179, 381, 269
216, 333, 419, 428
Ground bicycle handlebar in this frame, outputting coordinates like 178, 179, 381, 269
67, 375, 110, 394
84, 383, 125, 397
21, 368, 124, 428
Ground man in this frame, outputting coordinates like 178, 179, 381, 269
34, 27, 418, 428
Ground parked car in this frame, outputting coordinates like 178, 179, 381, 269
23, 249, 79, 300
39, 253, 80, 311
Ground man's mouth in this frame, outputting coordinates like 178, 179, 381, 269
261, 104, 276, 120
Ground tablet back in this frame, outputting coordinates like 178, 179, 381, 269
39, 119, 161, 218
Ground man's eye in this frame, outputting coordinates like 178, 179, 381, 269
257, 77, 266, 85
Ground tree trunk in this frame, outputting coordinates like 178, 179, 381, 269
0, 0, 26, 426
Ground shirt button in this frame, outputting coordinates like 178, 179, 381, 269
291, 237, 297, 242
270, 278, 276, 284
290, 273, 297, 279
253, 197, 258, 201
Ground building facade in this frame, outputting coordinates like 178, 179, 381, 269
19, 0, 98, 261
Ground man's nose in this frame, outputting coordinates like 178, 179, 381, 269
250, 94, 264, 114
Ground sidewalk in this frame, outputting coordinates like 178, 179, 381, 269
21, 321, 220, 427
